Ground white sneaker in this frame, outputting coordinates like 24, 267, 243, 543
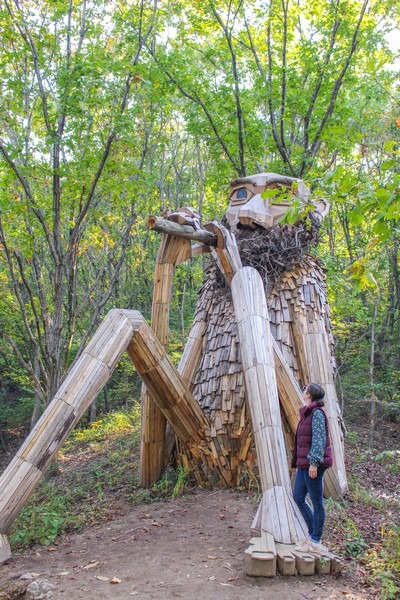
295, 538, 311, 552
308, 541, 322, 555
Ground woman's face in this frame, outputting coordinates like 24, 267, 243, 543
303, 385, 311, 405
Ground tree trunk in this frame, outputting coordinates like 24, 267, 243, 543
368, 293, 381, 450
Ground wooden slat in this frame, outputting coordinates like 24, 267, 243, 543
0, 457, 42, 532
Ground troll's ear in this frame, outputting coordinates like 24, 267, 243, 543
313, 199, 330, 217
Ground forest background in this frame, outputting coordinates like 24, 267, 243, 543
0, 1, 399, 469
1, 0, 399, 447
0, 1, 399, 596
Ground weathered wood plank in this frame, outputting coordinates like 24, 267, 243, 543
0, 535, 11, 564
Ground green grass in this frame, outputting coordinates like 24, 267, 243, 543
373, 450, 400, 475
365, 525, 400, 600
348, 473, 386, 511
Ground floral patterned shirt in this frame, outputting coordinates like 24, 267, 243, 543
307, 409, 326, 466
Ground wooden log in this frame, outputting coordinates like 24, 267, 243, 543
205, 222, 243, 285
83, 308, 135, 369
178, 320, 207, 386
147, 216, 218, 246
231, 267, 291, 493
259, 487, 308, 545
140, 232, 194, 487
127, 320, 209, 445
273, 341, 304, 435
0, 458, 43, 533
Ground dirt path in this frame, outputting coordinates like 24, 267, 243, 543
1, 489, 376, 599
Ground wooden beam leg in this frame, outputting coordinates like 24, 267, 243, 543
139, 235, 192, 487
232, 268, 309, 546
0, 309, 136, 539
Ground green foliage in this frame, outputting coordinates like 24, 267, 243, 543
10, 490, 69, 548
345, 430, 360, 446
349, 474, 385, 511
374, 451, 400, 475
172, 466, 189, 498
366, 526, 400, 600
239, 470, 261, 502
341, 530, 369, 558
150, 465, 189, 499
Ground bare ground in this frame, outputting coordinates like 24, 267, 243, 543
1, 488, 377, 599
1, 419, 398, 599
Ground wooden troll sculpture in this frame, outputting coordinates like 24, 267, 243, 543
0, 173, 346, 575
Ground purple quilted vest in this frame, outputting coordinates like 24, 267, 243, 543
291, 401, 333, 469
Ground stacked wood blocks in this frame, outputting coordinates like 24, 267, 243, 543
244, 534, 342, 577
245, 500, 342, 577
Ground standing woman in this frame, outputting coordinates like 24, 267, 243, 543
292, 383, 333, 554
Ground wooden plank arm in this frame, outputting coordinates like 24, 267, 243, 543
147, 216, 218, 246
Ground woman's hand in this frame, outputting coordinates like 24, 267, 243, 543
309, 465, 318, 479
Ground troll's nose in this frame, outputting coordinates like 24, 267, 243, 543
237, 194, 275, 229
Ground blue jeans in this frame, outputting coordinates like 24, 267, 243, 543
293, 467, 327, 544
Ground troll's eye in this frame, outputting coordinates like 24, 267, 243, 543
236, 188, 247, 200
230, 187, 248, 205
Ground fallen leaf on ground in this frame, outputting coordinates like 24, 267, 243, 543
83, 561, 99, 569
110, 577, 122, 584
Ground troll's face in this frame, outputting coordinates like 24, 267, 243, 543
226, 172, 327, 231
